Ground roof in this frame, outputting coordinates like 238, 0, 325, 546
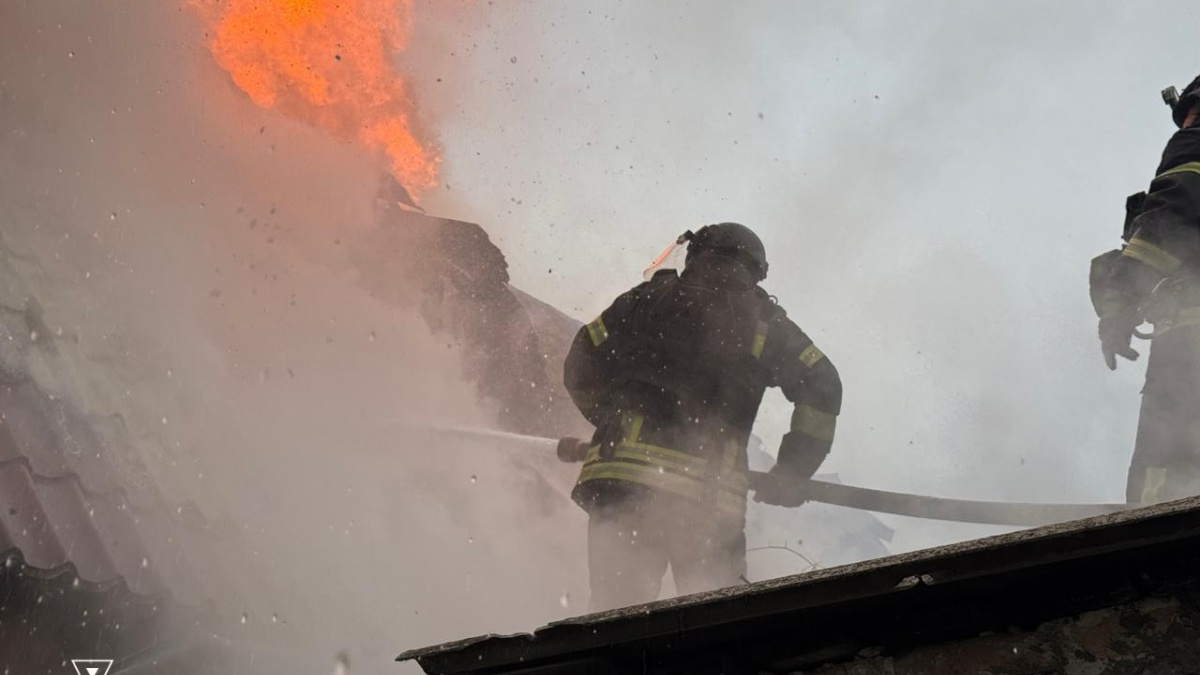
0, 376, 255, 610
0, 228, 277, 631
399, 495, 1200, 675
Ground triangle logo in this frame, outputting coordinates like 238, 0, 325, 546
71, 660, 113, 675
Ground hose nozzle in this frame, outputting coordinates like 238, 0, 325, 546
556, 437, 590, 463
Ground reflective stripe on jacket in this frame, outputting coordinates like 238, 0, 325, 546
575, 413, 749, 518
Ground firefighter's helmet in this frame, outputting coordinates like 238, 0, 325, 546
1171, 75, 1200, 128
686, 222, 769, 282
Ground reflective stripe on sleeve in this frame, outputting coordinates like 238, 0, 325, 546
799, 343, 825, 367
586, 316, 610, 347
751, 320, 768, 359
1156, 161, 1200, 180
1123, 237, 1181, 274
791, 404, 837, 442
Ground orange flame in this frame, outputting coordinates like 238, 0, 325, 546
191, 0, 439, 197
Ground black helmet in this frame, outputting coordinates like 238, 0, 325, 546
1170, 75, 1200, 128
686, 222, 768, 281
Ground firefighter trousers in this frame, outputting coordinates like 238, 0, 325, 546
586, 493, 746, 612
1128, 322, 1200, 503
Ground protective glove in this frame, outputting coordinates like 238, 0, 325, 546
1098, 309, 1141, 370
752, 431, 829, 508
1092, 251, 1165, 370
752, 469, 808, 507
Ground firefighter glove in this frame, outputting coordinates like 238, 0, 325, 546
753, 431, 827, 507
1098, 309, 1141, 370
753, 468, 808, 507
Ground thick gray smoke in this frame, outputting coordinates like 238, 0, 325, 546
407, 0, 1200, 552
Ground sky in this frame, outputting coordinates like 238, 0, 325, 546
404, 0, 1200, 548
3, 0, 1200, 670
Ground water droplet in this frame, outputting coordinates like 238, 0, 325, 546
558, 592, 570, 608
140, 558, 149, 568
109, 212, 116, 221
161, 415, 168, 425
469, 475, 477, 484
467, 536, 474, 545
67, 51, 74, 58
241, 613, 248, 624
271, 614, 279, 623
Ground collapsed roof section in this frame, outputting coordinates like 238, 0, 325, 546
353, 187, 590, 439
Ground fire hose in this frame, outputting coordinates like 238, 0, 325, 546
415, 425, 1132, 528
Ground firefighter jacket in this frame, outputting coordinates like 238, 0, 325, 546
1118, 127, 1200, 503
1121, 127, 1200, 287
563, 255, 842, 521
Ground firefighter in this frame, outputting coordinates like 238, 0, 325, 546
563, 223, 842, 610
1091, 75, 1200, 504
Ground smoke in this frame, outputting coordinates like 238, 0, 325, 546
8, 0, 1200, 670
1, 1, 585, 672
403, 0, 1200, 553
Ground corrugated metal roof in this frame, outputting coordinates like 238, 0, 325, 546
0, 377, 253, 611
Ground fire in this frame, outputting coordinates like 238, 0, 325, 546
191, 0, 440, 197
